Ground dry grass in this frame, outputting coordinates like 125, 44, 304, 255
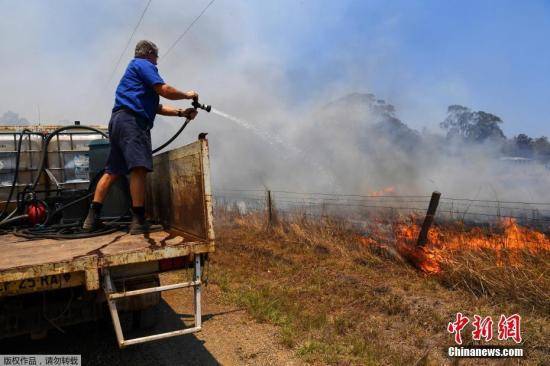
208, 208, 549, 365
364, 215, 550, 314
439, 249, 550, 314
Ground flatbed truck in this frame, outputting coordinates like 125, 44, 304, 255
0, 138, 215, 348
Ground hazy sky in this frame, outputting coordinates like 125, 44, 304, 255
0, 0, 549, 137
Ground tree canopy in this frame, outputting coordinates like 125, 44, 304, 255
440, 105, 505, 143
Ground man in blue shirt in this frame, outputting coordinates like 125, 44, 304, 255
83, 40, 199, 234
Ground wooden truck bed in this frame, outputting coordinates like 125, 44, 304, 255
0, 230, 214, 297
0, 137, 215, 298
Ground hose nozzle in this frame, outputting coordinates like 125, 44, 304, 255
192, 99, 212, 113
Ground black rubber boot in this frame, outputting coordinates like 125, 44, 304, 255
82, 208, 102, 231
129, 215, 163, 235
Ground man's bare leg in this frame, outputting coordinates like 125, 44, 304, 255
129, 167, 148, 207
93, 173, 119, 203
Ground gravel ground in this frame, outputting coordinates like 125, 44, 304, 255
0, 282, 301, 366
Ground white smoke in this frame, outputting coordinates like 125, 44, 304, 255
1, 1, 548, 203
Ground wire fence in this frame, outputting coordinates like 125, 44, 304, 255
213, 188, 550, 232
212, 188, 550, 259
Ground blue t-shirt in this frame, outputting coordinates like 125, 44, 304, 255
113, 58, 165, 129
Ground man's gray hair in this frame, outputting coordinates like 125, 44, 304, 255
135, 40, 159, 58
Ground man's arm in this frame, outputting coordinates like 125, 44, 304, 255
153, 84, 198, 101
157, 104, 198, 119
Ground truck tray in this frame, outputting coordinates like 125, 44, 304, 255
0, 230, 214, 296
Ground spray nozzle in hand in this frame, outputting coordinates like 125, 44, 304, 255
191, 97, 212, 113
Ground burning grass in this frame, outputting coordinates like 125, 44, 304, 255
376, 217, 550, 314
209, 208, 549, 365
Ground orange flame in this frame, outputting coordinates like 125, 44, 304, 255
370, 186, 396, 197
361, 217, 550, 274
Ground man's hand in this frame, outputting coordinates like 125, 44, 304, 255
184, 90, 199, 100
181, 108, 198, 120
157, 105, 198, 120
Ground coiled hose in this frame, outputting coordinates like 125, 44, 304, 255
4, 120, 190, 238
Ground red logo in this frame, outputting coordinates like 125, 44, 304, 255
447, 312, 469, 345
448, 313, 522, 344
472, 315, 493, 341
498, 314, 522, 343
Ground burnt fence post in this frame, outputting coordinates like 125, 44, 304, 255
417, 191, 441, 248
267, 189, 273, 226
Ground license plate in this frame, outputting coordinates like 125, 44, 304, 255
0, 272, 84, 297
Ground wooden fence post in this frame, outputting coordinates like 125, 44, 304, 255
267, 189, 273, 226
417, 191, 441, 248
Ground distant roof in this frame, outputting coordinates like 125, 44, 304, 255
499, 156, 532, 161
0, 124, 108, 133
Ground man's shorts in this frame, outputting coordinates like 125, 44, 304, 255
105, 109, 153, 175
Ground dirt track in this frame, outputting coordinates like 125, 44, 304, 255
0, 284, 301, 366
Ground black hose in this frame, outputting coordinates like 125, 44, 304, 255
31, 125, 108, 190
0, 129, 35, 220
15, 218, 126, 238
14, 225, 119, 240
4, 119, 185, 236
43, 192, 94, 225
0, 126, 107, 229
0, 214, 29, 227
35, 119, 189, 226
152, 118, 191, 154
42, 169, 108, 225
1, 125, 128, 238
